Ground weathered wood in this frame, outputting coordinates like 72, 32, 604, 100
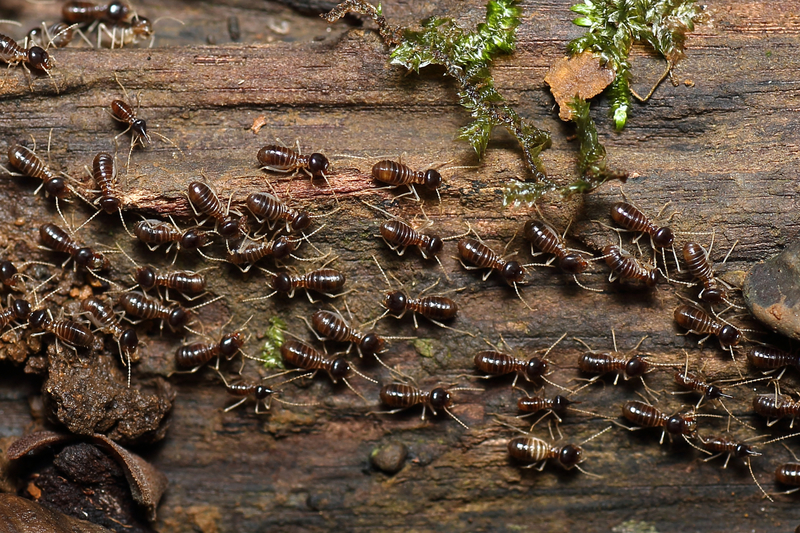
0, 0, 799, 532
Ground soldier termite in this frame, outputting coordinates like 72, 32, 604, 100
257, 144, 330, 180
28, 309, 94, 348
516, 392, 604, 437
215, 369, 315, 414
372, 382, 482, 429
695, 433, 773, 501
187, 181, 246, 240
522, 220, 596, 291
245, 267, 346, 303
471, 333, 570, 391
81, 296, 139, 386
0, 33, 57, 92
500, 419, 611, 475
619, 400, 700, 444
279, 338, 376, 401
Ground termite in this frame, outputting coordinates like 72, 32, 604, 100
257, 144, 330, 179
246, 192, 311, 233
0, 33, 57, 92
620, 400, 698, 444
187, 181, 245, 240
372, 382, 481, 429
246, 267, 346, 303
28, 309, 94, 348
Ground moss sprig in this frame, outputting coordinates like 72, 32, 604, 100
567, 0, 705, 130
260, 317, 286, 370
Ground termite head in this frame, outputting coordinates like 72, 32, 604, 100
45, 177, 68, 199
167, 308, 188, 330
291, 212, 311, 232
330, 358, 350, 381
119, 328, 139, 352
27, 46, 53, 71
734, 444, 760, 458
706, 385, 733, 401
219, 217, 245, 240
1, 261, 18, 285
653, 227, 674, 248
107, 1, 131, 21
136, 267, 157, 290
423, 236, 444, 257
501, 261, 525, 284
180, 229, 206, 250
359, 332, 384, 357
559, 253, 588, 274
308, 153, 329, 177
645, 268, 658, 287
132, 17, 153, 37
76, 248, 110, 271
624, 356, 647, 378
525, 357, 547, 379
423, 169, 442, 189
719, 325, 741, 347
666, 413, 696, 436
99, 195, 122, 214
28, 309, 47, 329
273, 273, 293, 293
559, 444, 583, 468
385, 291, 407, 313
551, 395, 575, 415
11, 299, 31, 321
255, 385, 275, 400
701, 287, 726, 305
131, 119, 149, 144
220, 332, 245, 357
271, 236, 294, 261
429, 387, 451, 411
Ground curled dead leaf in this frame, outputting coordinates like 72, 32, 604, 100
545, 52, 616, 121
0, 493, 113, 533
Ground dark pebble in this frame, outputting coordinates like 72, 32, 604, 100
370, 442, 408, 475
743, 241, 800, 340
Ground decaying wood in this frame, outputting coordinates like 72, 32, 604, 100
1, 0, 800, 532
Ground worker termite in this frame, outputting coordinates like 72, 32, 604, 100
257, 144, 329, 181
747, 345, 800, 379
26, 22, 89, 49
133, 218, 210, 256
683, 241, 735, 305
28, 309, 94, 348
38, 223, 110, 273
620, 400, 699, 444
62, 1, 132, 24
211, 236, 295, 273
372, 382, 481, 429
523, 220, 595, 291
246, 192, 312, 233
187, 181, 246, 240
0, 33, 57, 92
245, 267, 346, 303
673, 304, 742, 367
280, 338, 376, 401
610, 201, 675, 250
134, 265, 207, 301
471, 333, 569, 391
119, 292, 220, 334
501, 420, 611, 474
174, 331, 249, 372
371, 160, 443, 201
600, 244, 658, 286
0, 298, 31, 334
753, 393, 800, 428
308, 309, 385, 358
81, 296, 139, 386
5, 142, 72, 205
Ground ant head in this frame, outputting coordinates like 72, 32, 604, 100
273, 273, 293, 293
107, 1, 131, 21
291, 212, 311, 232
653, 227, 674, 248
525, 357, 547, 379
559, 444, 583, 468
424, 236, 444, 257
330, 358, 350, 381
219, 218, 242, 240
119, 328, 139, 351
359, 332, 385, 357
501, 261, 525, 283
559, 253, 588, 274
429, 387, 451, 410
181, 229, 205, 250
625, 356, 647, 378
45, 178, 67, 199
551, 395, 574, 414
719, 325, 741, 347
385, 291, 406, 313
423, 169, 442, 189
220, 332, 245, 357
12, 299, 31, 321
0, 261, 17, 285
29, 309, 47, 329
27, 46, 53, 71
308, 153, 329, 176
271, 236, 294, 261
136, 267, 157, 290
702, 288, 726, 305
734, 443, 758, 458
99, 196, 122, 214
167, 308, 188, 330
666, 414, 696, 436
131, 119, 148, 140
255, 385, 274, 400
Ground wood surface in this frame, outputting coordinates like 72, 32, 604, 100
0, 0, 799, 532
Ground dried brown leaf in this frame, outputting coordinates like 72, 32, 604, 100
0, 493, 113, 533
545, 52, 616, 121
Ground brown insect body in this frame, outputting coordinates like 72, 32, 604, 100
257, 145, 329, 178
227, 236, 294, 266
611, 202, 674, 249
0, 299, 31, 330
39, 223, 109, 271
118, 292, 188, 331
753, 394, 800, 425
474, 350, 547, 380
62, 1, 131, 23
27, 23, 76, 49
673, 304, 741, 346
310, 310, 384, 357
683, 242, 726, 304
622, 400, 697, 438
175, 332, 245, 369
523, 220, 588, 274
747, 346, 800, 371
246, 192, 311, 232
133, 219, 207, 251
81, 297, 139, 357
380, 220, 443, 258
280, 339, 349, 382
111, 99, 150, 145
776, 463, 800, 486
8, 144, 66, 198
507, 436, 583, 469
384, 291, 458, 321
674, 370, 732, 400
517, 395, 575, 416
0, 34, 52, 71
272, 269, 345, 296
578, 352, 648, 379
136, 267, 206, 295
371, 160, 441, 189
458, 238, 525, 284
92, 152, 121, 213
603, 245, 657, 286
29, 309, 94, 347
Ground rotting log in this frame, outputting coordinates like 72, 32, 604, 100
0, 0, 799, 532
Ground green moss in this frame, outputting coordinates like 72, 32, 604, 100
260, 317, 286, 369
412, 338, 435, 358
